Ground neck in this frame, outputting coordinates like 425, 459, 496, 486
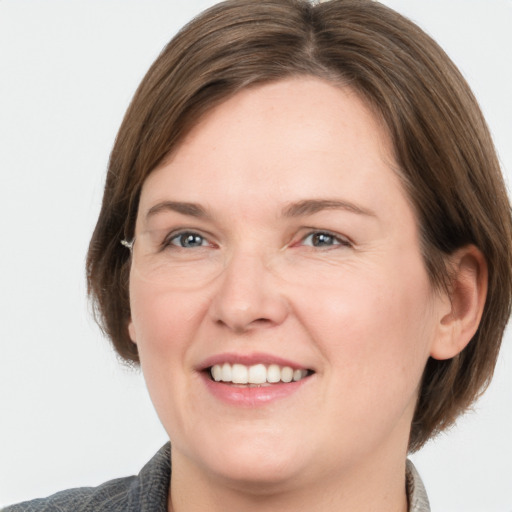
167, 448, 409, 512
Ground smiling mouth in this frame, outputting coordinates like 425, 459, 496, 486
208, 363, 314, 386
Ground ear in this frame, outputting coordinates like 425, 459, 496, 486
430, 245, 488, 360
128, 319, 137, 344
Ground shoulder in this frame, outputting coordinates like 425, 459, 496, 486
406, 459, 431, 512
2, 443, 171, 512
2, 475, 136, 512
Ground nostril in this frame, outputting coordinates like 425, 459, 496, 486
215, 316, 273, 333
253, 317, 274, 326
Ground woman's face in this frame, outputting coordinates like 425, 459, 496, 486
128, 78, 447, 488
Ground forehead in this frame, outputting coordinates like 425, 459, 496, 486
138, 77, 406, 224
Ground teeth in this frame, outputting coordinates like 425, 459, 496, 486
267, 364, 281, 383
232, 364, 248, 384
211, 365, 222, 382
248, 364, 267, 384
293, 369, 303, 382
221, 363, 232, 382
210, 363, 309, 385
281, 366, 293, 383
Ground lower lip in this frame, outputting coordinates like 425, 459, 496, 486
201, 373, 311, 406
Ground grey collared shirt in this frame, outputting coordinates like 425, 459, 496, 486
3, 444, 430, 512
407, 459, 431, 512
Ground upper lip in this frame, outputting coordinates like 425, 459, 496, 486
197, 352, 313, 372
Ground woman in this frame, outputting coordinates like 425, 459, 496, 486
3, 0, 511, 511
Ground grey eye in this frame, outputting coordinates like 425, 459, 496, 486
302, 231, 350, 248
170, 232, 207, 248
311, 233, 336, 246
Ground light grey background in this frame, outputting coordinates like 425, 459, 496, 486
0, 1, 511, 510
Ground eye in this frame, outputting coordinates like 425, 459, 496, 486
167, 231, 209, 248
301, 231, 351, 248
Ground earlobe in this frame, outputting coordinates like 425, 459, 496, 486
128, 320, 137, 344
430, 245, 488, 360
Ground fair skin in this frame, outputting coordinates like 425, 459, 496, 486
128, 78, 486, 512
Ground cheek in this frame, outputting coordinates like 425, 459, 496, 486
128, 279, 211, 431
129, 278, 209, 362
296, 257, 435, 394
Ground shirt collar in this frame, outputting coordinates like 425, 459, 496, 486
406, 459, 431, 512
144, 444, 431, 512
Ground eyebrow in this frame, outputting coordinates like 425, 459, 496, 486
282, 199, 376, 218
146, 201, 209, 219
145, 198, 376, 222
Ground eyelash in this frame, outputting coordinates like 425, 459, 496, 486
161, 229, 352, 250
300, 230, 352, 249
163, 231, 212, 249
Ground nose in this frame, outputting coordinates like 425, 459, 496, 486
209, 249, 289, 333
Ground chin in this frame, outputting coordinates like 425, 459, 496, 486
174, 424, 311, 490
206, 453, 305, 492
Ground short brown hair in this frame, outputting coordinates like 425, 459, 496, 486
86, 0, 512, 451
